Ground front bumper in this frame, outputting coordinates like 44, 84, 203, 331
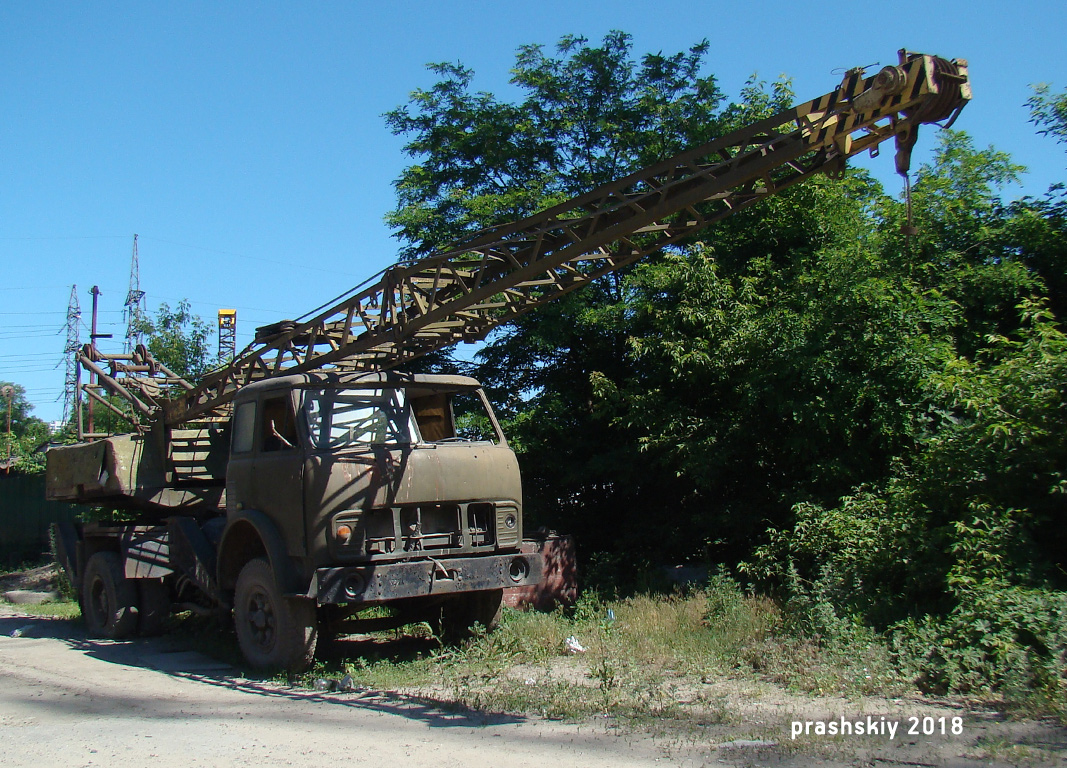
314, 552, 543, 605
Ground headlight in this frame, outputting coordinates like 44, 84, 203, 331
509, 556, 530, 583
495, 503, 521, 547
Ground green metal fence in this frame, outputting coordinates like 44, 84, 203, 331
0, 473, 80, 566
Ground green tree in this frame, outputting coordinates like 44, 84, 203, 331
1014, 85, 1067, 317
742, 132, 1061, 581
386, 31, 727, 257
872, 131, 1035, 359
388, 32, 795, 561
0, 382, 45, 438
386, 33, 1067, 699
1028, 83, 1067, 148
388, 34, 1067, 633
731, 126, 1067, 697
0, 382, 49, 472
744, 299, 1067, 696
134, 300, 215, 383
591, 166, 964, 563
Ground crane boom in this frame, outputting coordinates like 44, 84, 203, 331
79, 50, 971, 433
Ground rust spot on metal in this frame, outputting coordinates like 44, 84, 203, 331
504, 534, 577, 611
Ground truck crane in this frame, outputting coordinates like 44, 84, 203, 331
46, 50, 971, 671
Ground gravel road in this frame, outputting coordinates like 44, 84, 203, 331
4, 605, 1066, 767
0, 608, 707, 768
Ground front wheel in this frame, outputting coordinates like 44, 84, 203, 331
233, 558, 317, 672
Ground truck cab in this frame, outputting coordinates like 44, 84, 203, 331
216, 370, 541, 668
47, 370, 542, 671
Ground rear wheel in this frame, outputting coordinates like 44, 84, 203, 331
234, 558, 317, 672
81, 551, 137, 639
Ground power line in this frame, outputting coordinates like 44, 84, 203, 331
0, 324, 78, 330
0, 332, 63, 340
0, 361, 64, 369
141, 236, 363, 278
0, 326, 64, 334
0, 235, 128, 241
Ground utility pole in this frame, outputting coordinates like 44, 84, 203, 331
87, 286, 113, 437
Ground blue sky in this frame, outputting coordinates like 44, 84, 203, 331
2, 1, 1065, 424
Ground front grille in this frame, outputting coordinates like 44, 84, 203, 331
401, 504, 461, 551
335, 501, 512, 559
363, 508, 395, 555
467, 503, 495, 547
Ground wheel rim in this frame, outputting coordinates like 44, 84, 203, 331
245, 588, 276, 652
89, 575, 109, 626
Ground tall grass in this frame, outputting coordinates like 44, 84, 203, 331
294, 577, 908, 722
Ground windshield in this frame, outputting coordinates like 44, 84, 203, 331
302, 388, 418, 450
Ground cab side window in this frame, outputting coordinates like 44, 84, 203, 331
412, 393, 453, 442
261, 396, 297, 452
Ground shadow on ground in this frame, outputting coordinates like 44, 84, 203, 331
0, 611, 524, 728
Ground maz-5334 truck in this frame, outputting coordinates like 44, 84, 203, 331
46, 50, 971, 671
50, 370, 538, 669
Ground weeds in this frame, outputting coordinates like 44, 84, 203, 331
288, 578, 907, 724
19, 561, 1059, 730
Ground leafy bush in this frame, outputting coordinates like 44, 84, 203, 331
891, 582, 1067, 706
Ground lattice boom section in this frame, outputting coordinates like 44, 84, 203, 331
168, 52, 968, 426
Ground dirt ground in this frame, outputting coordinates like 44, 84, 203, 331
0, 563, 60, 593
1, 580, 1066, 766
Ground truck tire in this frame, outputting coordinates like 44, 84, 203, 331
439, 588, 503, 642
81, 551, 137, 639
233, 558, 317, 672
137, 579, 171, 636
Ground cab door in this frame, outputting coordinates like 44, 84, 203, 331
225, 398, 257, 516
250, 392, 307, 558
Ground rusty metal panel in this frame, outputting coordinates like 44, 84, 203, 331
503, 534, 577, 611
45, 440, 112, 500
45, 433, 165, 501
